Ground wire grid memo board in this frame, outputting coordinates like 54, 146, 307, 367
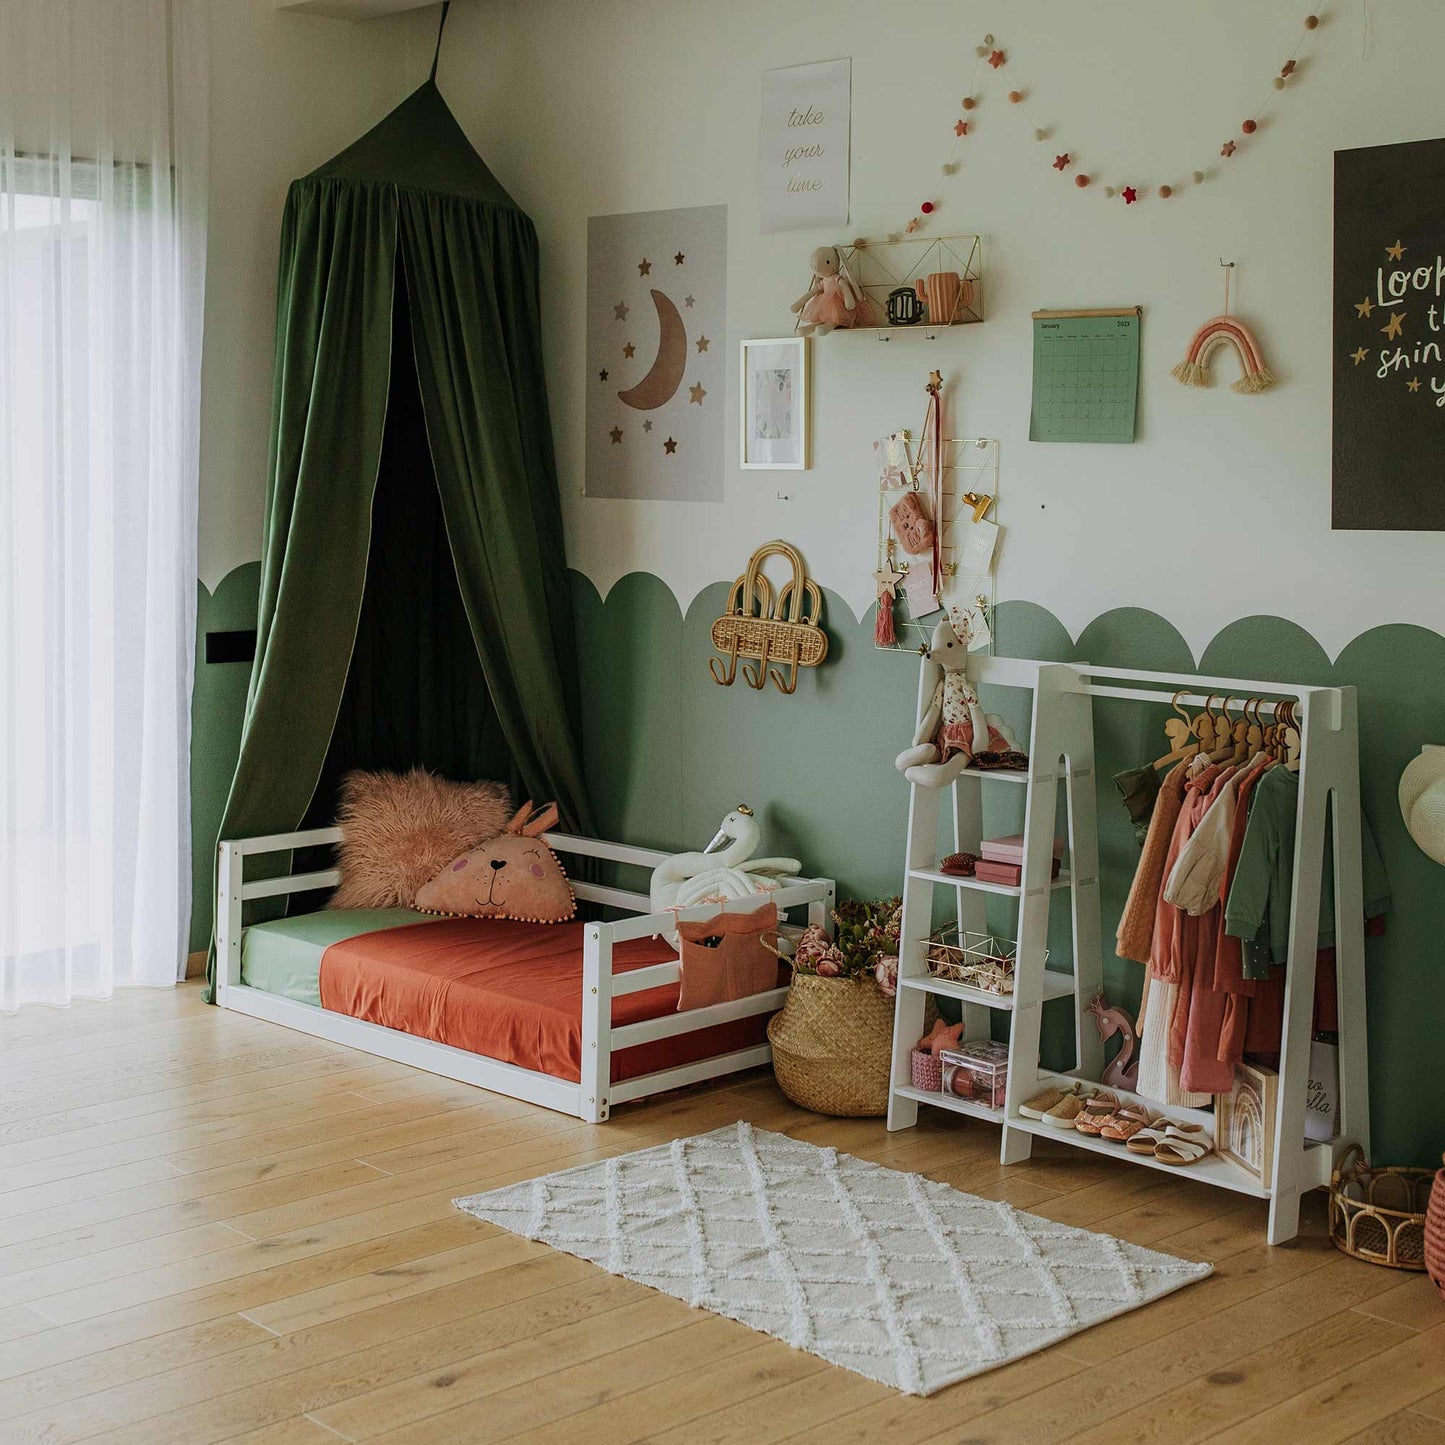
876, 437, 999, 653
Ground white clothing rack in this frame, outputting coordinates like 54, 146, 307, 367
887, 657, 1367, 1245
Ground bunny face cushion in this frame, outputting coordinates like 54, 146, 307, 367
415, 801, 576, 923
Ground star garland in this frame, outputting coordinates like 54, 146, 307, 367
893, 14, 1323, 238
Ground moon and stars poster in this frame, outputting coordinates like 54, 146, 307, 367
1333, 137, 1445, 530
585, 205, 727, 501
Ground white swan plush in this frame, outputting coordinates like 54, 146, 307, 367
649, 805, 802, 916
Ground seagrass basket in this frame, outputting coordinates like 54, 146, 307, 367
1328, 1143, 1432, 1270
767, 973, 894, 1117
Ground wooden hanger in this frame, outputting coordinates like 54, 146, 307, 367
1281, 699, 1302, 771
1227, 695, 1252, 763
1206, 695, 1242, 763
1192, 695, 1213, 755
1244, 697, 1266, 759
1153, 690, 1200, 770
1264, 700, 1288, 763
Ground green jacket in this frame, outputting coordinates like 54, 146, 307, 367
1224, 766, 1391, 979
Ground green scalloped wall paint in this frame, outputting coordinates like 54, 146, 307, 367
190, 562, 1445, 1166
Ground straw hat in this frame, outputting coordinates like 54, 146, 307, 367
1399, 745, 1445, 865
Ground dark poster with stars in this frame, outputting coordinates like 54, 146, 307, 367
1333, 136, 1445, 530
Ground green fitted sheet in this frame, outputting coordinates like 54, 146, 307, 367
240, 908, 439, 1007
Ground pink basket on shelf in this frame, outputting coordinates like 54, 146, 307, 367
911, 1048, 942, 1092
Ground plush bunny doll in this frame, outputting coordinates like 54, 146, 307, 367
790, 246, 877, 335
895, 616, 1020, 788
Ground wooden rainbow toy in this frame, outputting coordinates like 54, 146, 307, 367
1171, 314, 1276, 395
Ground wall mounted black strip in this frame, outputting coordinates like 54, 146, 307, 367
205, 630, 257, 665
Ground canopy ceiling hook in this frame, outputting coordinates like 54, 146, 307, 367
430, 0, 452, 83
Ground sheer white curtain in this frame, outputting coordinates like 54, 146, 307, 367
0, 0, 207, 1010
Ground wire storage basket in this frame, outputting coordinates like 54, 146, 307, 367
924, 926, 1044, 996
1328, 1143, 1432, 1270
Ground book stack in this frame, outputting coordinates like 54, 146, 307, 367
974, 833, 1064, 887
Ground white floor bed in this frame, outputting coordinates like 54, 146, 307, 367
216, 826, 833, 1122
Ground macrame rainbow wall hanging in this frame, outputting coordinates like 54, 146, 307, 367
1171, 314, 1276, 395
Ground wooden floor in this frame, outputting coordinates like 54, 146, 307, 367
0, 985, 1442, 1445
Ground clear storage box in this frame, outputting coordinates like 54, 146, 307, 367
939, 1039, 1009, 1110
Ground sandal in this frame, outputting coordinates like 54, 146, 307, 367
1042, 1093, 1086, 1128
1126, 1118, 1173, 1156
1099, 1104, 1154, 1144
1019, 1084, 1074, 1120
1154, 1122, 1213, 1166
1072, 1092, 1121, 1136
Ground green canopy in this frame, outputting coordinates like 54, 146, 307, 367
206, 81, 594, 999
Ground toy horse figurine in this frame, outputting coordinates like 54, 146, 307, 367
1088, 994, 1141, 1092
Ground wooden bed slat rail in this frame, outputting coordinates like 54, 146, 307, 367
609, 986, 790, 1049
241, 868, 341, 900
609, 958, 683, 995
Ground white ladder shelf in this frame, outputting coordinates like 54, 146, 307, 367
885, 657, 1368, 1247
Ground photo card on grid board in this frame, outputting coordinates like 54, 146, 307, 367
1333, 136, 1445, 529
586, 205, 727, 501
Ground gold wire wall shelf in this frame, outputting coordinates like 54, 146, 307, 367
841, 234, 983, 339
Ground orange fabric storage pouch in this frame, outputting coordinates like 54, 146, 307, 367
676, 902, 781, 1011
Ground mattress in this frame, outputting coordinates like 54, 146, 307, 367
240, 908, 439, 1007
318, 916, 781, 1085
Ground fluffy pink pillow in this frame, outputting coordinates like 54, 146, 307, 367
416, 801, 575, 923
330, 768, 511, 910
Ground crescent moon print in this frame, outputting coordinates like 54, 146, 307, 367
616, 289, 687, 411
587, 204, 725, 501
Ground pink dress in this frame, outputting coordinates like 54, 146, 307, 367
933, 672, 1010, 761
1171, 769, 1246, 1096
1135, 766, 1222, 1108
800, 275, 878, 329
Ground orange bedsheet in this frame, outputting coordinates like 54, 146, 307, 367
317, 917, 783, 1085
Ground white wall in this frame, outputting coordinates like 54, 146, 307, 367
198, 0, 435, 588
427, 0, 1445, 657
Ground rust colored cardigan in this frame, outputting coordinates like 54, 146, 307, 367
1115, 759, 1190, 965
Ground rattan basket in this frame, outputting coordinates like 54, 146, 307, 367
767, 973, 894, 1117
1328, 1143, 1432, 1270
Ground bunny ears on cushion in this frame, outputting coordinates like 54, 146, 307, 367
505, 800, 560, 837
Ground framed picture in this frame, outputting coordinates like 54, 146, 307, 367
1215, 1061, 1278, 1182
740, 336, 809, 470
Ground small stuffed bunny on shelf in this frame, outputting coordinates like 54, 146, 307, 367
790, 245, 878, 335
895, 616, 1020, 788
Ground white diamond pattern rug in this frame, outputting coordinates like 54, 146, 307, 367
454, 1121, 1211, 1396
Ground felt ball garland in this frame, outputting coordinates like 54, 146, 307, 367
900, 14, 1323, 233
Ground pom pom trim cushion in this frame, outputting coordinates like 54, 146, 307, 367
415, 801, 577, 924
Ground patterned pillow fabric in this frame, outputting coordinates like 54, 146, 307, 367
416, 801, 575, 923
329, 768, 511, 910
